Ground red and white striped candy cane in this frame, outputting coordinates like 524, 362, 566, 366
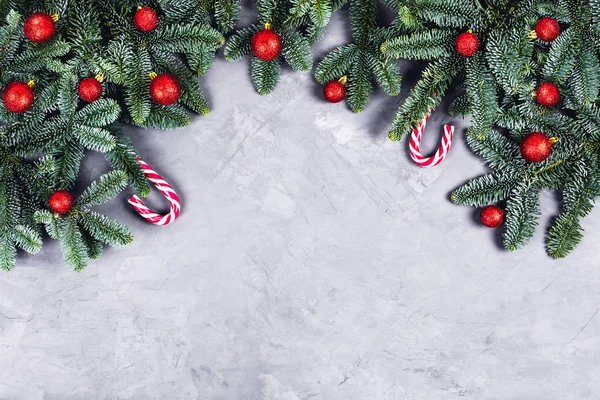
128, 158, 181, 226
409, 114, 455, 168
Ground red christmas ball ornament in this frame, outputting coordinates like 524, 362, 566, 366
251, 23, 282, 61
480, 205, 505, 228
520, 132, 554, 163
3, 81, 34, 113
134, 6, 158, 32
535, 17, 561, 42
149, 73, 181, 106
49, 190, 75, 215
455, 31, 479, 57
24, 12, 57, 44
324, 77, 347, 103
535, 82, 560, 107
78, 76, 103, 103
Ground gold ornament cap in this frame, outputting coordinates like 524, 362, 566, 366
264, 22, 272, 30
148, 72, 158, 80
94, 74, 105, 83
27, 80, 35, 88
338, 76, 348, 85
528, 30, 538, 40
51, 14, 59, 22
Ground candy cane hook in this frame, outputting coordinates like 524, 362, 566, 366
409, 114, 455, 168
128, 158, 181, 225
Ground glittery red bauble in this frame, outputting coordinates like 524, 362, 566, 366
149, 74, 181, 106
78, 77, 103, 103
49, 190, 74, 215
134, 7, 158, 32
455, 32, 479, 57
536, 82, 560, 107
2, 82, 34, 113
480, 205, 505, 228
24, 12, 56, 44
324, 80, 346, 103
535, 17, 560, 42
520, 132, 553, 163
251, 29, 282, 61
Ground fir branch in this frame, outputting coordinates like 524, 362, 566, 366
568, 46, 600, 106
560, 0, 592, 27
395, 5, 421, 28
188, 47, 215, 76
58, 72, 79, 116
465, 55, 498, 137
151, 23, 224, 54
536, 2, 570, 22
451, 172, 520, 207
59, 214, 89, 272
214, 0, 242, 32
0, 165, 19, 230
547, 160, 597, 258
11, 224, 42, 254
258, 0, 279, 26
466, 128, 524, 170
123, 47, 152, 124
53, 140, 85, 189
104, 129, 151, 197
281, 29, 312, 72
78, 170, 128, 208
347, 52, 373, 113
289, 0, 312, 19
73, 125, 116, 152
370, 55, 401, 96
79, 210, 133, 247
81, 227, 103, 259
579, 104, 600, 142
251, 57, 280, 96
224, 25, 259, 62
0, 234, 16, 271
309, 0, 333, 28
315, 44, 358, 83
448, 92, 470, 117
592, 0, 600, 31
541, 28, 578, 84
37, 212, 61, 241
142, 104, 192, 129
158, 0, 198, 22
74, 99, 121, 127
412, 0, 480, 28
349, 0, 377, 46
34, 209, 54, 224
389, 56, 457, 141
381, 30, 454, 60
486, 28, 533, 94
0, 9, 21, 62
106, 39, 130, 84
503, 182, 541, 252
7, 40, 70, 72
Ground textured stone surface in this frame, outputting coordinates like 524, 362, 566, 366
1, 8, 600, 400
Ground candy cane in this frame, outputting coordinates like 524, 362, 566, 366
128, 158, 181, 225
409, 114, 455, 168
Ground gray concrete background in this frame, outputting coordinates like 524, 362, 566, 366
1, 7, 600, 400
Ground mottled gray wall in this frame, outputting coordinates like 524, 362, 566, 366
1, 6, 599, 400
